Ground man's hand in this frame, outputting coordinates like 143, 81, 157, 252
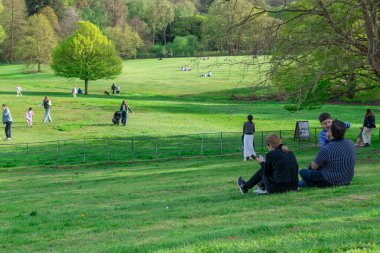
326, 129, 332, 140
311, 161, 319, 170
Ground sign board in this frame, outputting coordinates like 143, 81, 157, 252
294, 121, 310, 140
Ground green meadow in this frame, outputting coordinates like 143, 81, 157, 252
0, 57, 380, 252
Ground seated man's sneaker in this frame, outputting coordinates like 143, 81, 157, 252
254, 188, 268, 195
237, 177, 248, 194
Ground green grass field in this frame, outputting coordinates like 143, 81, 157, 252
0, 57, 380, 252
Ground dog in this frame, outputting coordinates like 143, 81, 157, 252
104, 91, 110, 95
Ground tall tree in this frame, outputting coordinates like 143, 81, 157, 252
146, 0, 175, 44
81, 0, 108, 29
59, 6, 79, 37
0, 0, 27, 63
105, 24, 143, 59
51, 21, 122, 95
40, 6, 60, 34
17, 14, 57, 71
0, 0, 6, 44
104, 0, 128, 28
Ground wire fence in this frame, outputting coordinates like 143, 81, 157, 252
0, 128, 367, 169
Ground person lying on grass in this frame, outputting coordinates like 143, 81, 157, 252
237, 134, 299, 195
299, 120, 355, 188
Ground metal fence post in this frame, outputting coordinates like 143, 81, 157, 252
83, 138, 86, 164
201, 133, 204, 156
56, 140, 59, 167
220, 132, 223, 154
26, 142, 29, 168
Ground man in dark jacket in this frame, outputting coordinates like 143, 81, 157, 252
237, 134, 299, 194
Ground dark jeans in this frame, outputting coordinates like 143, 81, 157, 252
244, 167, 297, 193
5, 121, 12, 138
299, 169, 332, 188
121, 111, 127, 126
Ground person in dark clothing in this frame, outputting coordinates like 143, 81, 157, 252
237, 134, 299, 194
298, 120, 356, 188
362, 109, 376, 147
111, 83, 116, 94
242, 115, 256, 161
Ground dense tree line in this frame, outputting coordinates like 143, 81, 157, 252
0, 0, 281, 66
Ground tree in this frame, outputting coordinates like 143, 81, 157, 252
40, 6, 60, 35
170, 35, 199, 56
17, 14, 57, 72
172, 14, 206, 40
51, 21, 122, 95
104, 0, 128, 28
59, 6, 79, 37
0, 0, 28, 62
81, 0, 108, 30
0, 0, 6, 44
146, 0, 175, 44
105, 25, 143, 59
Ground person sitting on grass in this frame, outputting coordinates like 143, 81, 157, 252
237, 134, 299, 195
299, 120, 355, 188
318, 112, 350, 149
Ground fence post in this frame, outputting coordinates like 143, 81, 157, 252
26, 142, 29, 169
201, 133, 204, 156
83, 138, 86, 164
107, 139, 110, 161
131, 139, 134, 160
220, 132, 223, 154
56, 140, 59, 167
261, 131, 264, 151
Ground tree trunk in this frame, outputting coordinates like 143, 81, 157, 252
84, 79, 88, 95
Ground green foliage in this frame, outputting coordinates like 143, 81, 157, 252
17, 14, 57, 72
170, 35, 199, 56
51, 21, 122, 94
0, 0, 4, 43
80, 0, 107, 30
172, 15, 206, 40
105, 25, 143, 59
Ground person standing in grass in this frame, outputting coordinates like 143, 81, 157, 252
39, 96, 53, 123
111, 83, 116, 94
362, 109, 376, 147
242, 115, 256, 161
25, 107, 34, 127
72, 85, 77, 98
16, 85, 23, 96
120, 100, 133, 126
299, 120, 355, 188
237, 134, 299, 194
2, 104, 13, 141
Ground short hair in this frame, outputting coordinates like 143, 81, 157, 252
265, 134, 281, 147
331, 119, 346, 139
247, 115, 253, 121
2, 104, 6, 107
319, 112, 331, 123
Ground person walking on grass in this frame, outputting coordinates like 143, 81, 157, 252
237, 134, 299, 195
16, 85, 23, 97
242, 115, 256, 161
362, 109, 376, 147
2, 104, 13, 141
39, 96, 52, 123
72, 85, 77, 98
298, 120, 355, 188
25, 107, 34, 127
111, 83, 116, 94
120, 100, 133, 126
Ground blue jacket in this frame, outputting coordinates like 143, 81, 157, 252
2, 108, 13, 123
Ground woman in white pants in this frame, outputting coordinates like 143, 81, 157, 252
362, 109, 376, 147
243, 115, 256, 161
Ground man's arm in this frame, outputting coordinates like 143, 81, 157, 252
311, 148, 328, 170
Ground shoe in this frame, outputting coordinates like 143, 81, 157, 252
254, 188, 268, 195
257, 181, 265, 191
237, 177, 248, 194
364, 143, 370, 147
251, 155, 256, 159
6, 138, 11, 141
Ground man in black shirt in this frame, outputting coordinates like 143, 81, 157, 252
237, 135, 299, 194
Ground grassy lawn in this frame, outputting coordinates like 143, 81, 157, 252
0, 148, 379, 252
0, 57, 380, 252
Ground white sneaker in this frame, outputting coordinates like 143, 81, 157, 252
254, 188, 268, 195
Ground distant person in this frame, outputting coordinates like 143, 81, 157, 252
111, 83, 116, 94
78, 88, 83, 95
355, 127, 364, 147
25, 107, 34, 127
72, 85, 77, 98
2, 104, 13, 141
362, 109, 376, 147
39, 96, 52, 123
207, 71, 212, 77
299, 120, 355, 188
116, 85, 121, 96
237, 135, 299, 194
16, 85, 22, 97
242, 115, 256, 161
318, 112, 350, 149
120, 100, 133, 126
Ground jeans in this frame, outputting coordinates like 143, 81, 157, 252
5, 121, 12, 138
121, 111, 128, 126
299, 169, 332, 188
43, 108, 52, 123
